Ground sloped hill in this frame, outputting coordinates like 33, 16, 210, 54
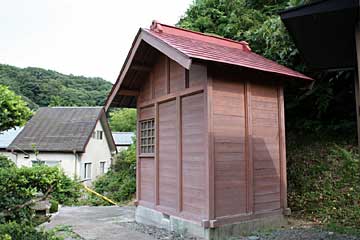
0, 64, 112, 109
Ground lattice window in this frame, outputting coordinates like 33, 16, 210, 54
140, 119, 155, 154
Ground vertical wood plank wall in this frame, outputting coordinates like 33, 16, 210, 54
251, 82, 281, 213
139, 106, 155, 204
136, 54, 286, 225
210, 67, 285, 223
212, 71, 247, 218
137, 53, 207, 221
158, 100, 178, 209
182, 93, 206, 219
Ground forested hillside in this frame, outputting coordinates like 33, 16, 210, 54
0, 64, 112, 109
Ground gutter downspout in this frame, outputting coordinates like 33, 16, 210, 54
73, 150, 79, 179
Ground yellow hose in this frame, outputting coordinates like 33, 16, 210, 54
82, 184, 118, 206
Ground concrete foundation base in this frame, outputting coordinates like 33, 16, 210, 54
135, 206, 288, 240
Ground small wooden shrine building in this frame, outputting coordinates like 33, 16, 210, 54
105, 21, 312, 239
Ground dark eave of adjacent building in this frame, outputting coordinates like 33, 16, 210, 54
280, 0, 358, 70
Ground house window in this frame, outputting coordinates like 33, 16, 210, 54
32, 160, 45, 166
93, 130, 103, 140
45, 161, 60, 167
97, 131, 103, 140
140, 119, 155, 154
84, 163, 92, 179
100, 161, 105, 174
32, 160, 60, 167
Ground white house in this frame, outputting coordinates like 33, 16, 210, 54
112, 132, 135, 152
0, 127, 23, 162
6, 107, 117, 184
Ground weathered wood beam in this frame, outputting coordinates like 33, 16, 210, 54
278, 85, 287, 211
154, 103, 159, 206
118, 89, 140, 96
141, 30, 192, 70
165, 57, 170, 94
135, 106, 141, 203
176, 97, 182, 213
206, 68, 215, 221
138, 85, 204, 108
245, 81, 254, 214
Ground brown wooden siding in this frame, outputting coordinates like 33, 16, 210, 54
212, 72, 247, 218
153, 55, 167, 98
140, 157, 154, 203
170, 59, 185, 93
158, 100, 178, 210
136, 53, 208, 223
181, 93, 206, 219
139, 73, 152, 103
138, 105, 155, 204
189, 63, 207, 87
251, 83, 281, 213
136, 53, 286, 226
140, 105, 155, 120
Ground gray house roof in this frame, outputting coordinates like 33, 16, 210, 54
112, 132, 135, 146
0, 127, 23, 149
8, 107, 116, 153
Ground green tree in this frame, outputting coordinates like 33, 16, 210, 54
109, 108, 137, 132
0, 64, 112, 109
178, 0, 355, 135
0, 85, 32, 132
178, 0, 301, 69
92, 142, 136, 203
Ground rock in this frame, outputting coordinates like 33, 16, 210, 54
30, 200, 51, 211
248, 236, 260, 240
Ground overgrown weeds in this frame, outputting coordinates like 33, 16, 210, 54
287, 134, 360, 234
79, 142, 136, 206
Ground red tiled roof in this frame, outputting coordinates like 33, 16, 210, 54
146, 21, 312, 80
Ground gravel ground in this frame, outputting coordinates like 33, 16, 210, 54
118, 221, 360, 240
251, 228, 360, 240
117, 222, 200, 240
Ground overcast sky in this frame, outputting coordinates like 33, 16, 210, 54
0, 0, 193, 82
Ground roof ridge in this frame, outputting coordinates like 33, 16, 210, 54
7, 106, 106, 153
149, 20, 251, 52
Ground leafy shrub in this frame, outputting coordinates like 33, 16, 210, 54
0, 157, 80, 223
287, 135, 360, 232
49, 199, 59, 214
0, 155, 15, 169
76, 189, 109, 206
0, 222, 60, 240
51, 173, 81, 206
91, 142, 136, 204
0, 85, 32, 132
